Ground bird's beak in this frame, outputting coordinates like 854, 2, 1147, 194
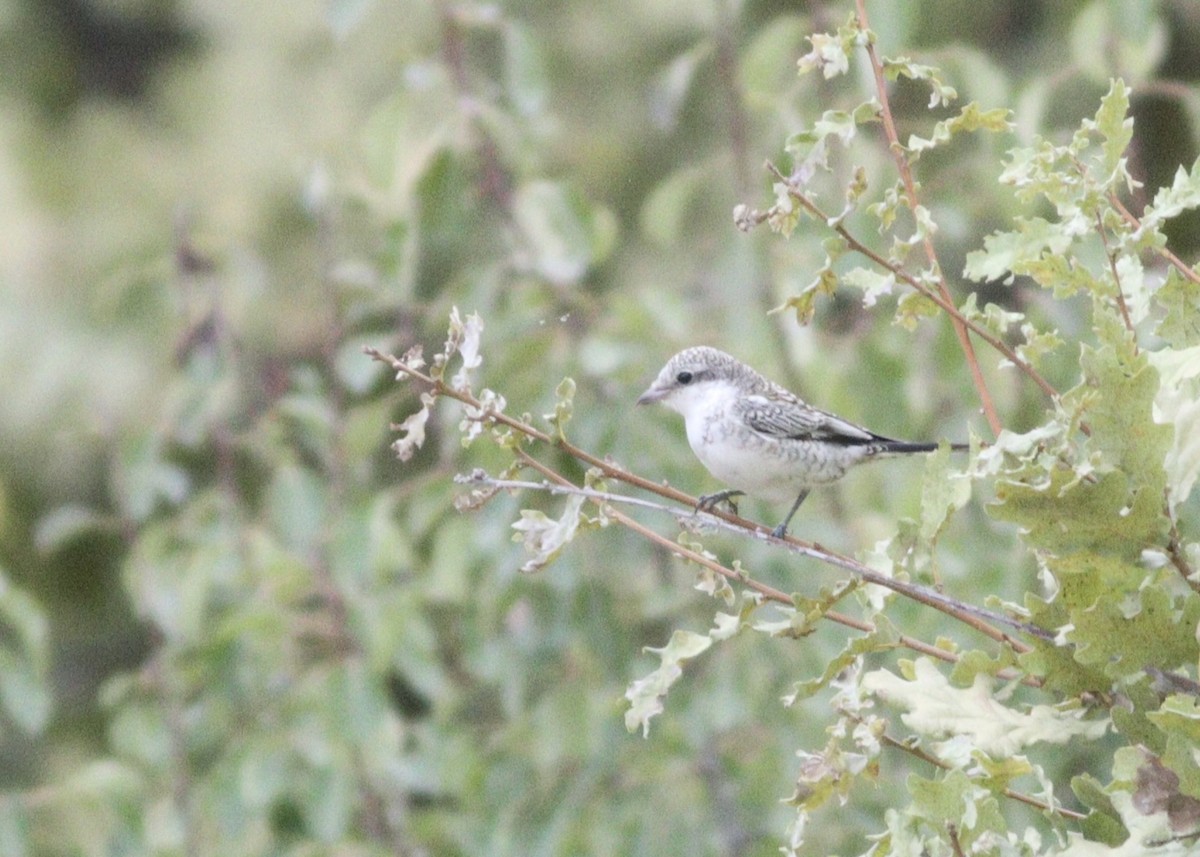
636, 383, 667, 406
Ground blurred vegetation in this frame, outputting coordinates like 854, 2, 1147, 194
3, 0, 1200, 854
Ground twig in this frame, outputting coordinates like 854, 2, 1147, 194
873, 729, 1087, 822
854, 0, 1002, 437
1166, 518, 1200, 596
1095, 209, 1138, 346
1109, 193, 1200, 286
947, 823, 965, 857
761, 164, 1059, 402
438, 2, 511, 209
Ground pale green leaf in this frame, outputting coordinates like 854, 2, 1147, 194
391, 392, 435, 462
963, 217, 1072, 284
1094, 79, 1133, 179
798, 31, 850, 79
1147, 346, 1200, 512
34, 504, 113, 554
649, 42, 713, 130
841, 267, 895, 307
863, 659, 1109, 756
511, 494, 585, 573
624, 630, 712, 736
543, 376, 575, 437
1139, 157, 1200, 233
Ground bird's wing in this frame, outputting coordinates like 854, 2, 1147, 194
738, 393, 879, 444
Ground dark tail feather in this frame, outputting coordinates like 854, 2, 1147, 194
877, 440, 969, 454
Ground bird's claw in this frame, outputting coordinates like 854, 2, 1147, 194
696, 489, 744, 515
769, 523, 789, 539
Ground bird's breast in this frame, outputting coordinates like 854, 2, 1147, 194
684, 407, 863, 502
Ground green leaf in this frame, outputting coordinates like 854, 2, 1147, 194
640, 164, 709, 247
512, 180, 617, 285
34, 504, 113, 554
893, 290, 939, 330
1074, 345, 1170, 489
0, 648, 50, 735
881, 57, 957, 108
991, 469, 1162, 559
114, 432, 191, 522
1071, 773, 1127, 846
797, 27, 853, 80
649, 41, 713, 130
1155, 268, 1200, 348
544, 376, 575, 437
1070, 585, 1200, 681
783, 618, 900, 704
266, 464, 328, 557
361, 77, 455, 196
1070, 4, 1167, 86
504, 23, 549, 117
919, 444, 971, 545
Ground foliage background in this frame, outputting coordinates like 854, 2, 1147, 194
3, 0, 1200, 854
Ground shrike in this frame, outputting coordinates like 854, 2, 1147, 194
637, 346, 965, 538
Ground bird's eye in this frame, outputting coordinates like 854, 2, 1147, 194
676, 371, 694, 385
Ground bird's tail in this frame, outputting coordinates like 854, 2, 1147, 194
877, 440, 969, 454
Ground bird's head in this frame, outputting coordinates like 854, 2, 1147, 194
637, 346, 754, 417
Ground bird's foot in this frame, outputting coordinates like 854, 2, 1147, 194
696, 489, 744, 515
769, 523, 789, 539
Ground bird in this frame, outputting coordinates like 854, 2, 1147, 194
636, 346, 966, 538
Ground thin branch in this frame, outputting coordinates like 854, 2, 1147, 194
760, 164, 1059, 402
511, 450, 973, 669
1109, 192, 1200, 286
466, 469, 1048, 649
946, 823, 966, 857
874, 729, 1087, 822
1095, 210, 1138, 346
438, 1, 511, 209
854, 0, 1002, 437
1166, 517, 1200, 596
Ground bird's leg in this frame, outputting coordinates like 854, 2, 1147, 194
770, 489, 810, 539
697, 489, 744, 515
